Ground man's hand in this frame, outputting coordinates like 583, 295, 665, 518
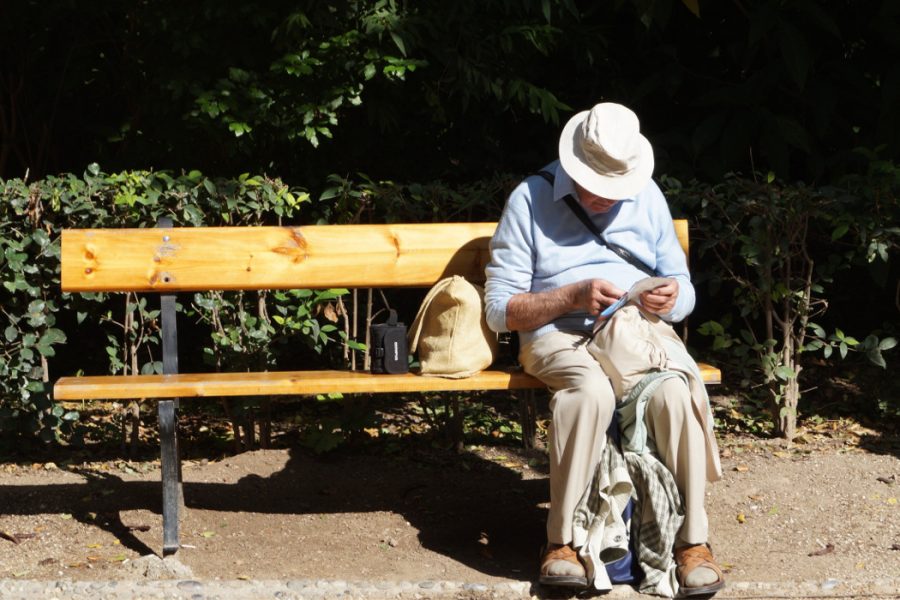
640, 278, 679, 315
505, 278, 625, 332
575, 279, 626, 316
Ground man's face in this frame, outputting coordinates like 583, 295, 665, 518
574, 182, 619, 214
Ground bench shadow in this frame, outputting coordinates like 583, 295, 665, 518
242, 442, 550, 581
0, 468, 161, 557
0, 438, 550, 582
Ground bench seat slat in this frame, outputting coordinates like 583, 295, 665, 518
53, 364, 721, 400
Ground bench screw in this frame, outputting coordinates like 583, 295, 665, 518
163, 235, 171, 242
84, 268, 92, 274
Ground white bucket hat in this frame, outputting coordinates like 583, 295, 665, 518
558, 102, 654, 200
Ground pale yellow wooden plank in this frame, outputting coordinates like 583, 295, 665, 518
674, 219, 689, 260
698, 362, 721, 385
54, 369, 544, 400
54, 359, 719, 401
61, 223, 498, 292
61, 220, 690, 293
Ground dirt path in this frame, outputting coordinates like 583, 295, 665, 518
1, 428, 898, 597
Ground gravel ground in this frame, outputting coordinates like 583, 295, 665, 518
1, 426, 898, 599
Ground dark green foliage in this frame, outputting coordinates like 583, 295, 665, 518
2, 1, 899, 442
635, 0, 900, 182
666, 160, 899, 438
0, 164, 523, 446
3, 1, 897, 183
0, 166, 321, 442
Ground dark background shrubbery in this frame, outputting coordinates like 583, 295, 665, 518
4, 1, 899, 183
1, 0, 898, 446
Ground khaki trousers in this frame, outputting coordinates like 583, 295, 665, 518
519, 330, 710, 547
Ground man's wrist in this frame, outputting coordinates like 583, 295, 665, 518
561, 281, 583, 313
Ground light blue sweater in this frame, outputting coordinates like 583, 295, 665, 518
484, 161, 695, 346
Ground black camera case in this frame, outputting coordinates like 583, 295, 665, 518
370, 309, 409, 374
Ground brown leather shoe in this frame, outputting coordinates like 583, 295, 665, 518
675, 544, 725, 596
539, 543, 588, 588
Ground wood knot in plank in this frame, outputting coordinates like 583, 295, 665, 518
271, 228, 308, 263
390, 233, 402, 257
82, 244, 99, 276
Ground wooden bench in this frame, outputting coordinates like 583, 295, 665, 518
54, 220, 720, 555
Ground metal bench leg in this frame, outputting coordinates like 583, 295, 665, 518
159, 399, 180, 555
157, 220, 183, 556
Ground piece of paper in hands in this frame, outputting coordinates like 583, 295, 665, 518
594, 276, 674, 331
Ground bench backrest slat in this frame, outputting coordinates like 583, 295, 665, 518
61, 221, 689, 293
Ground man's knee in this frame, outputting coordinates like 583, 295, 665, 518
648, 377, 692, 420
552, 372, 616, 426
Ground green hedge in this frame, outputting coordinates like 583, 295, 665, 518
1, 164, 897, 444
0, 166, 329, 442
663, 161, 899, 437
0, 165, 519, 446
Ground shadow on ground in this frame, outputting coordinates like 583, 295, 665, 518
0, 434, 551, 583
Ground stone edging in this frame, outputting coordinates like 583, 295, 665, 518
1, 578, 899, 599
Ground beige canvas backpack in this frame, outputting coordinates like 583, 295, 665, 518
408, 275, 499, 378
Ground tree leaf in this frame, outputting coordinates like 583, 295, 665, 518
774, 116, 812, 153
774, 365, 795, 380
778, 22, 811, 89
389, 32, 406, 56
867, 348, 886, 368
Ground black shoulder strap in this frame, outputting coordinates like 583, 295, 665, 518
535, 170, 555, 186
533, 169, 658, 277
